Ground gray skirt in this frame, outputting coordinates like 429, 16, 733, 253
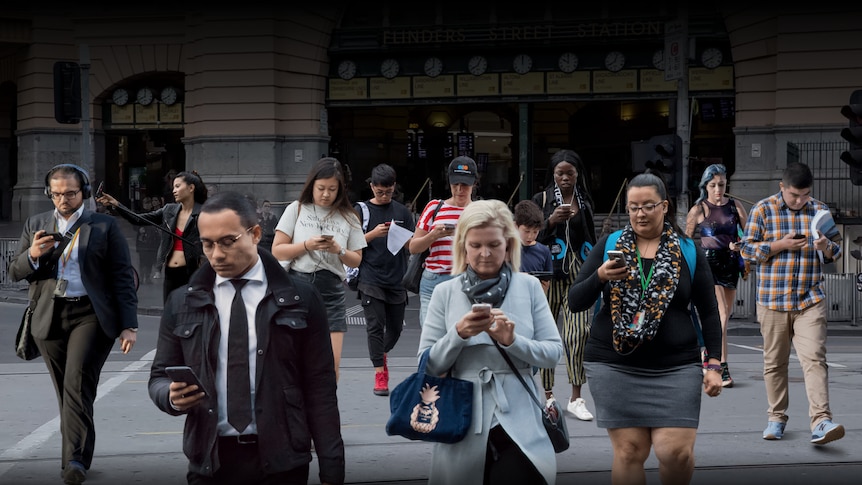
584, 362, 703, 429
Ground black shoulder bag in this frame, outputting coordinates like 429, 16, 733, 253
492, 340, 570, 453
402, 200, 444, 293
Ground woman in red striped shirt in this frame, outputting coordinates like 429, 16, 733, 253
409, 157, 477, 327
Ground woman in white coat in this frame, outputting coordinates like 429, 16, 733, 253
418, 199, 564, 485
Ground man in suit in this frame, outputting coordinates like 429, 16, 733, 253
148, 191, 344, 485
9, 164, 139, 485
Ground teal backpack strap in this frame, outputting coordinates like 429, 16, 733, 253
680, 237, 705, 349
595, 231, 624, 318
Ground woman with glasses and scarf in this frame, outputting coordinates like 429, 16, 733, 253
530, 149, 597, 421
419, 199, 563, 485
568, 173, 722, 484
684, 164, 748, 388
271, 157, 367, 381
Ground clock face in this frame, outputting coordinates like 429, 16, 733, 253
380, 58, 400, 79
513, 54, 533, 74
652, 49, 665, 70
160, 86, 178, 105
467, 55, 488, 76
558, 52, 578, 73
423, 57, 443, 78
337, 60, 357, 80
701, 47, 723, 69
604, 51, 626, 72
136, 87, 154, 106
112, 88, 129, 106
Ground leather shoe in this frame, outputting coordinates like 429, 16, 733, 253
63, 460, 87, 485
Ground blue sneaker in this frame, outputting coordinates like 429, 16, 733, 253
811, 420, 845, 445
763, 421, 786, 440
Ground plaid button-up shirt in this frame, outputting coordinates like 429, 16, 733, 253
740, 192, 842, 311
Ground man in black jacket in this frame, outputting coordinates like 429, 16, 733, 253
148, 191, 344, 485
9, 164, 139, 485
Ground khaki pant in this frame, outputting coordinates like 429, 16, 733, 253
757, 300, 832, 430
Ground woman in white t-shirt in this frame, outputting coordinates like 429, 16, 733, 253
272, 157, 367, 381
409, 156, 477, 327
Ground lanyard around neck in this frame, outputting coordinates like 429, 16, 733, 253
635, 248, 655, 298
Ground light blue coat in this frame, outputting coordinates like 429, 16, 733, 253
418, 272, 564, 485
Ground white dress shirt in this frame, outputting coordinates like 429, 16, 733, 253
214, 256, 266, 436
56, 206, 86, 297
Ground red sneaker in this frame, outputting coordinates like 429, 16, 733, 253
373, 371, 389, 396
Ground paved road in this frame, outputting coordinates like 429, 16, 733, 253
1, 294, 861, 484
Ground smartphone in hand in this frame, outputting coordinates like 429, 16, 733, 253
320, 234, 334, 240
792, 233, 806, 239
165, 366, 209, 397
472, 303, 492, 314
95, 181, 105, 198
607, 250, 625, 267
45, 232, 64, 241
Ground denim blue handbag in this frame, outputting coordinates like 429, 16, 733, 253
386, 348, 473, 444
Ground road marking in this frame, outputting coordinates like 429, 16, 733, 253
0, 349, 157, 479
729, 343, 846, 368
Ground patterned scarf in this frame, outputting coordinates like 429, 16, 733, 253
608, 222, 683, 355
460, 263, 512, 307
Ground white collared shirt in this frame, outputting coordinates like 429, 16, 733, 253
55, 206, 86, 297
214, 256, 266, 436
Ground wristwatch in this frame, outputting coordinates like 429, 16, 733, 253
338, 247, 347, 257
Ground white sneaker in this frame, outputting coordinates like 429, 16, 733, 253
567, 398, 594, 421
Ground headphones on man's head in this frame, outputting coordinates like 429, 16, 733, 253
44, 164, 92, 199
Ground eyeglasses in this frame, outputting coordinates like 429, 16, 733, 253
48, 190, 81, 200
200, 227, 254, 252
372, 188, 395, 197
627, 202, 663, 215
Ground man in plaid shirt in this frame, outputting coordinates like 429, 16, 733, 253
740, 162, 844, 446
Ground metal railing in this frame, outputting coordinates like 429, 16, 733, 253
787, 141, 862, 219
1, 238, 28, 290
733, 271, 860, 324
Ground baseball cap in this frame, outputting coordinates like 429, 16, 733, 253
448, 156, 477, 185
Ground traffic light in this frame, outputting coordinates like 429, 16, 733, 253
631, 134, 683, 196
53, 61, 81, 124
839, 90, 862, 185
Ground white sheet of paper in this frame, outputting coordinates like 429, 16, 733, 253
387, 221, 413, 255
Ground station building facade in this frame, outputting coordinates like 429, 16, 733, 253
0, 3, 860, 266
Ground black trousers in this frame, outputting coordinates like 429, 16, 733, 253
187, 437, 309, 485
484, 426, 546, 485
164, 265, 193, 302
36, 298, 114, 470
361, 293, 405, 368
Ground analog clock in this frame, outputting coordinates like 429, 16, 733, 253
136, 87, 154, 106
112, 88, 129, 106
467, 55, 488, 76
558, 52, 579, 73
380, 58, 400, 79
512, 54, 533, 74
652, 49, 665, 70
160, 86, 178, 105
604, 51, 626, 72
337, 60, 357, 80
701, 47, 723, 69
423, 57, 443, 78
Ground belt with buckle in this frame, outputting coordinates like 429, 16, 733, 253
57, 295, 89, 303
220, 434, 258, 445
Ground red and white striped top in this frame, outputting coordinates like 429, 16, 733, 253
416, 200, 466, 274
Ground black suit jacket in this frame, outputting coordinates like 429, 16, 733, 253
8, 209, 139, 339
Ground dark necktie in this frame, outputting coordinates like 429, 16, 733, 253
227, 279, 252, 433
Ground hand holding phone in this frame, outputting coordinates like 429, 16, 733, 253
165, 366, 209, 397
95, 181, 105, 198
792, 233, 806, 239
45, 232, 64, 242
320, 234, 334, 241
